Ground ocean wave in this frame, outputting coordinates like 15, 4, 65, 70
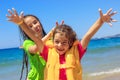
89, 68, 120, 76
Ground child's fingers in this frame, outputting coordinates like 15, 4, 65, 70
111, 19, 117, 22
61, 20, 64, 25
7, 19, 12, 22
106, 8, 112, 15
56, 21, 58, 26
108, 22, 112, 27
55, 20, 64, 27
110, 18, 117, 22
12, 8, 18, 16
99, 8, 103, 18
109, 11, 117, 17
8, 9, 13, 15
6, 14, 12, 18
20, 11, 24, 19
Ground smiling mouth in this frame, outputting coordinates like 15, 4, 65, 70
57, 49, 64, 52
36, 29, 40, 33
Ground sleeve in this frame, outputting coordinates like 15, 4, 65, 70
40, 45, 49, 62
77, 42, 87, 60
23, 40, 34, 53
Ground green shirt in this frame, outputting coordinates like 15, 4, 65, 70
23, 40, 46, 80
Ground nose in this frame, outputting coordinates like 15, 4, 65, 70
58, 43, 62, 47
32, 24, 37, 28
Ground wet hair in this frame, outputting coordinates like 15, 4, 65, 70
19, 15, 46, 80
53, 24, 77, 48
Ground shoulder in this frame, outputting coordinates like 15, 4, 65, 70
23, 40, 35, 51
73, 40, 80, 46
45, 39, 54, 48
23, 40, 34, 46
23, 39, 34, 44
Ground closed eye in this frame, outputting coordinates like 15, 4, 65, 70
33, 20, 37, 24
62, 42, 68, 45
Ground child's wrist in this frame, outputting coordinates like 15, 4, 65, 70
50, 31, 53, 36
99, 17, 104, 23
17, 20, 24, 25
50, 29, 54, 36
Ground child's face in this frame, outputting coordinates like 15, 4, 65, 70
24, 16, 42, 38
53, 32, 69, 55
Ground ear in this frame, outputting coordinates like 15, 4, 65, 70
69, 41, 73, 48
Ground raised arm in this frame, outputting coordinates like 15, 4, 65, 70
6, 8, 44, 53
81, 8, 117, 49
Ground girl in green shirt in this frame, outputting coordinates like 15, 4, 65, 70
7, 8, 54, 80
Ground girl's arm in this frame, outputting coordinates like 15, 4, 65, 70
81, 8, 117, 49
42, 27, 54, 43
6, 8, 64, 53
20, 22, 44, 53
6, 8, 44, 53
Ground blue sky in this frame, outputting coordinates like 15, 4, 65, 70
0, 0, 120, 49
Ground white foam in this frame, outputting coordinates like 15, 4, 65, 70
90, 68, 120, 76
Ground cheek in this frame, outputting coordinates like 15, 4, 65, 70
64, 43, 70, 48
31, 28, 35, 32
38, 24, 42, 30
28, 27, 34, 31
53, 43, 58, 48
65, 46, 69, 51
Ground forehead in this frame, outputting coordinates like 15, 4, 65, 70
54, 32, 68, 41
24, 16, 37, 24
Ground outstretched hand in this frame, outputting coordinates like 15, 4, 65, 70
56, 20, 64, 26
6, 8, 24, 25
99, 8, 117, 26
51, 20, 64, 33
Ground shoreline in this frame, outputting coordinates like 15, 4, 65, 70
83, 72, 120, 80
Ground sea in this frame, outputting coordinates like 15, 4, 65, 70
0, 36, 120, 80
